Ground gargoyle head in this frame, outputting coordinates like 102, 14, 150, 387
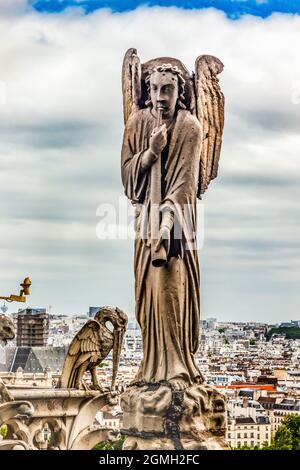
96, 307, 128, 390
0, 315, 15, 346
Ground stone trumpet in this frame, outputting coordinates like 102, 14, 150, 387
150, 107, 167, 267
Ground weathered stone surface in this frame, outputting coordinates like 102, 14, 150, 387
0, 315, 15, 347
121, 49, 225, 390
121, 382, 229, 450
59, 307, 127, 390
122, 384, 172, 434
0, 378, 13, 404
120, 49, 227, 450
0, 386, 119, 450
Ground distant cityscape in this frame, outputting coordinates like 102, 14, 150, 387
1, 305, 300, 449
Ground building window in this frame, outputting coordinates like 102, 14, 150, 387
228, 433, 231, 438
251, 433, 254, 438
244, 433, 247, 438
237, 433, 241, 438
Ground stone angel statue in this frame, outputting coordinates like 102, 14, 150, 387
121, 49, 225, 391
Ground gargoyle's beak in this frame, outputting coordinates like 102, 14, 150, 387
111, 327, 125, 390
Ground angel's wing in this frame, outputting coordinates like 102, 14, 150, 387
59, 320, 101, 388
122, 48, 142, 124
194, 55, 225, 197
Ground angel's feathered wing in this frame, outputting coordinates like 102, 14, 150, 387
122, 48, 142, 125
59, 320, 102, 388
193, 55, 225, 197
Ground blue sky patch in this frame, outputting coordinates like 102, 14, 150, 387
31, 1, 300, 18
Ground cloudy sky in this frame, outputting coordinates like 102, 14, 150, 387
0, 0, 299, 323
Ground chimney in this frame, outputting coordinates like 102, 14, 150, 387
243, 396, 249, 408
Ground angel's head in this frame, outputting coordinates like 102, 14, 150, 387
145, 64, 186, 118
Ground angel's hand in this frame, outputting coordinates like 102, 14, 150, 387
150, 124, 167, 157
155, 225, 171, 256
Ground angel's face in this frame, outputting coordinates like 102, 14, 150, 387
150, 71, 178, 118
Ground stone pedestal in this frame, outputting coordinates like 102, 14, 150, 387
121, 382, 229, 450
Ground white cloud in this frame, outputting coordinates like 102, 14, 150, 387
0, 5, 300, 322
0, 0, 29, 15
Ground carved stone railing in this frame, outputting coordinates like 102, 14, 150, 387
0, 383, 119, 450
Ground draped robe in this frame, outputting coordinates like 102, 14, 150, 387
121, 107, 203, 386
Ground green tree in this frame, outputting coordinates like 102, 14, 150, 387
0, 425, 7, 438
234, 443, 265, 450
266, 327, 300, 341
232, 415, 300, 451
272, 425, 293, 450
93, 435, 125, 450
265, 415, 300, 450
277, 415, 300, 450
261, 441, 272, 450
234, 444, 255, 450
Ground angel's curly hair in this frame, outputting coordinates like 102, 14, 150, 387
145, 63, 186, 109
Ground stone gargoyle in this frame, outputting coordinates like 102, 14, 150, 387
59, 307, 128, 391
